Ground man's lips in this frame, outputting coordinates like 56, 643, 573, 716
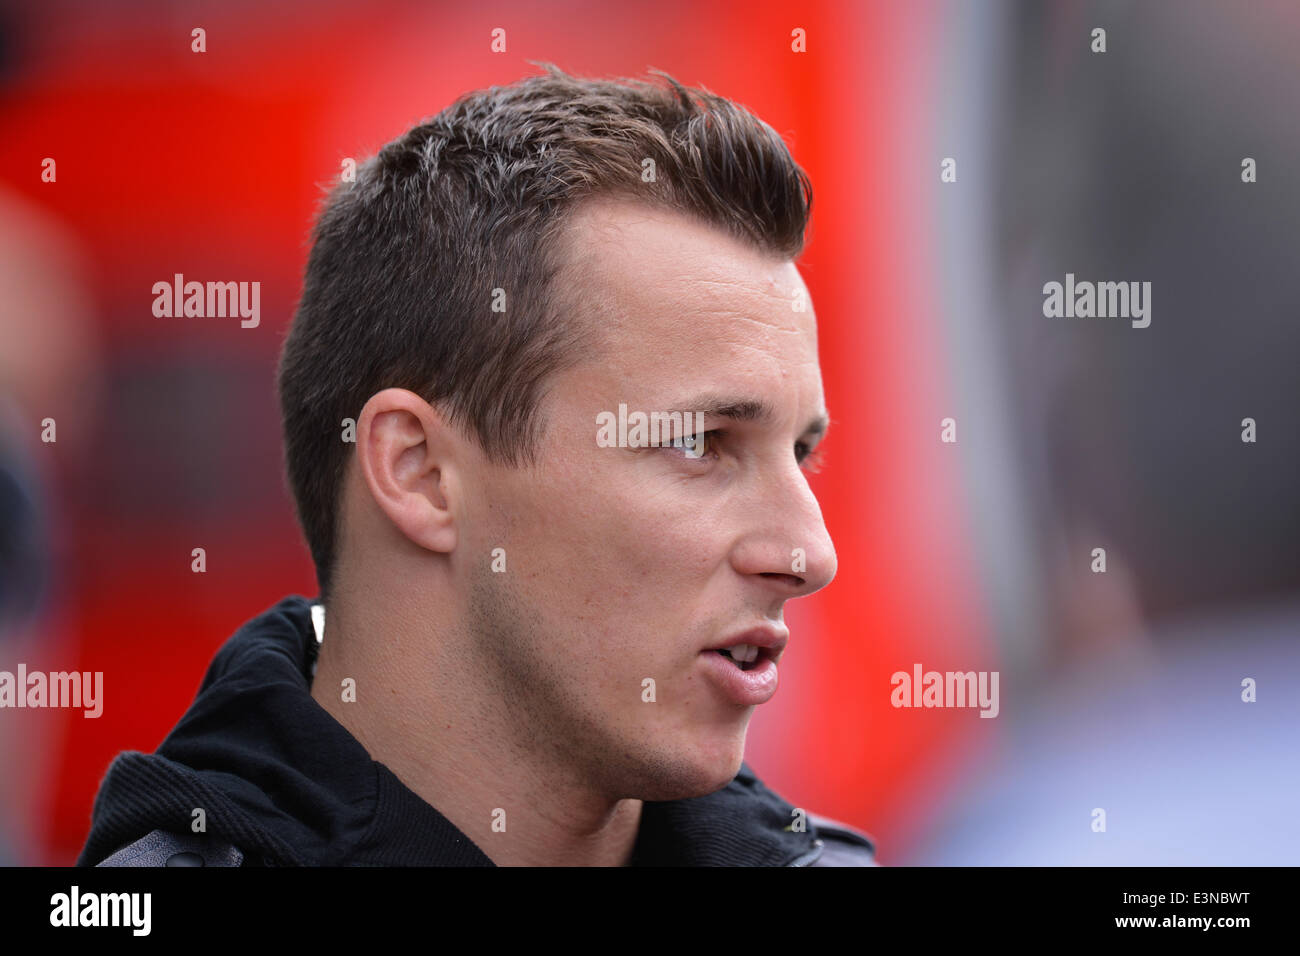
698, 626, 789, 706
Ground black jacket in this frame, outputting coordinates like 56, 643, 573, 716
78, 595, 877, 867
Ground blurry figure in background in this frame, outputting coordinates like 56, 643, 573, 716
0, 401, 49, 866
0, 185, 102, 864
909, 0, 1300, 864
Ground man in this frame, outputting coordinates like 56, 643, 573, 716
78, 64, 876, 867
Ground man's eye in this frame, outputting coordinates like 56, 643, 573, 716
668, 431, 716, 461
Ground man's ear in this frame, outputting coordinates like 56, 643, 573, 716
355, 388, 458, 555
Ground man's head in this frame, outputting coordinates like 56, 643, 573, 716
279, 65, 836, 799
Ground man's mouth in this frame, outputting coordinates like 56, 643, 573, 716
699, 632, 784, 706
713, 644, 762, 671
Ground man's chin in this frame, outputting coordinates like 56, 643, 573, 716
617, 737, 747, 802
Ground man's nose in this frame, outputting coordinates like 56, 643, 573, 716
730, 463, 837, 598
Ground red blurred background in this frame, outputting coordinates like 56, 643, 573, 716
0, 0, 992, 864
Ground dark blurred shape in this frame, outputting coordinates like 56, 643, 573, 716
909, 0, 1300, 864
0, 4, 16, 84
0, 175, 101, 865
0, 402, 49, 634
997, 0, 1300, 634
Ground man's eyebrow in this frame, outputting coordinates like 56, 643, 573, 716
669, 394, 830, 439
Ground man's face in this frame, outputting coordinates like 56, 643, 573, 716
460, 198, 837, 800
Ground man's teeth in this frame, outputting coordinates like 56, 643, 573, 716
726, 644, 759, 663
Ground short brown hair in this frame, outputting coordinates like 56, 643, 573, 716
277, 63, 813, 600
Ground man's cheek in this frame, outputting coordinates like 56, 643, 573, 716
584, 628, 657, 696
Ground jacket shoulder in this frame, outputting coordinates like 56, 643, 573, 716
807, 812, 879, 867
96, 829, 244, 867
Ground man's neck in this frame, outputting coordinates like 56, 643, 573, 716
308, 603, 643, 866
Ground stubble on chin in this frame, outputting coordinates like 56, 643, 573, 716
465, 569, 739, 802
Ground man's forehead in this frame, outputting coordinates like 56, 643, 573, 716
562, 197, 792, 276
557, 197, 812, 343
550, 199, 825, 432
